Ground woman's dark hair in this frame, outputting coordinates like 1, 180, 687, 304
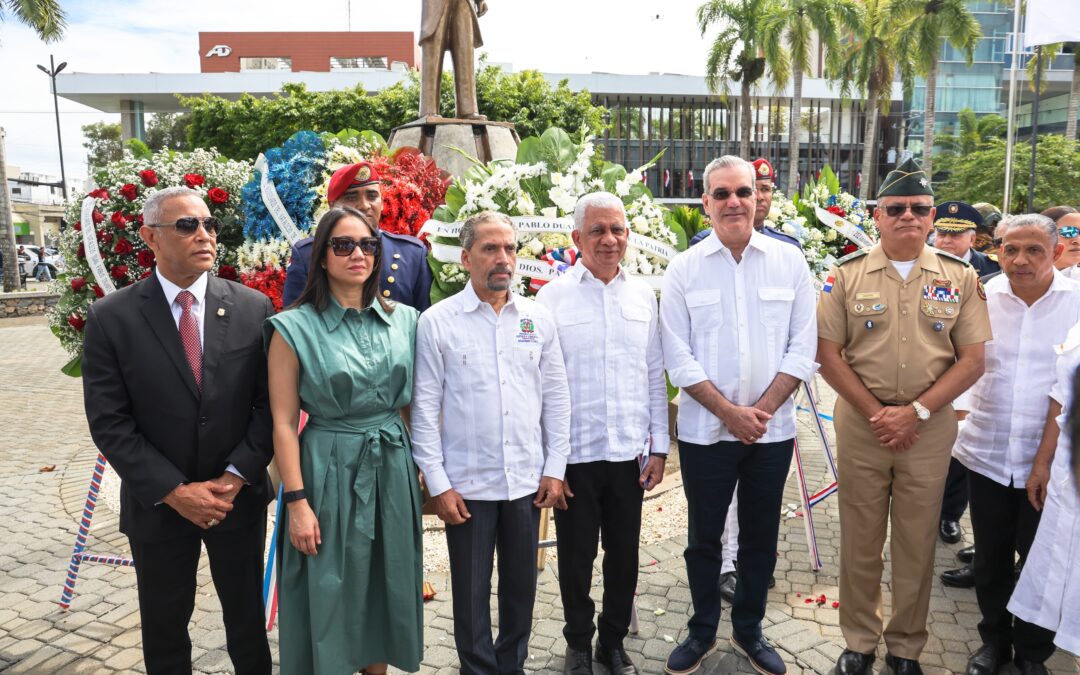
1040, 205, 1078, 223
290, 207, 392, 314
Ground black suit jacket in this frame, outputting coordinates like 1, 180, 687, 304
83, 273, 276, 542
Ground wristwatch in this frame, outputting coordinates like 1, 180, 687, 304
282, 489, 307, 504
911, 400, 931, 421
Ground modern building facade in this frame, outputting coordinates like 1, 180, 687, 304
6, 167, 66, 246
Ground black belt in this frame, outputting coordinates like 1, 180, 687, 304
879, 400, 913, 406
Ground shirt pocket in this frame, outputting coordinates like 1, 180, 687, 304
758, 287, 795, 327
620, 302, 651, 350
686, 290, 724, 335
919, 298, 961, 342
556, 310, 593, 347
848, 301, 889, 341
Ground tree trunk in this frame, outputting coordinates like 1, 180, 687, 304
859, 86, 879, 201
787, 67, 804, 195
1067, 45, 1080, 142
922, 55, 939, 177
0, 128, 18, 293
740, 76, 752, 158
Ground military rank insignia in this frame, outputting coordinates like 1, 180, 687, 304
977, 280, 987, 301
923, 285, 960, 303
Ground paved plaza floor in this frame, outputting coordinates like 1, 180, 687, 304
1, 317, 1078, 674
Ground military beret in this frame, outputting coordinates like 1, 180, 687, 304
877, 157, 933, 199
752, 158, 774, 182
327, 162, 381, 204
934, 201, 983, 233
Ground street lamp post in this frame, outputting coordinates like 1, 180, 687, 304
37, 55, 68, 200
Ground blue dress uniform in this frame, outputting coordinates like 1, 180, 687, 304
282, 232, 433, 311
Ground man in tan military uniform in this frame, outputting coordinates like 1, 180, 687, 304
817, 158, 992, 675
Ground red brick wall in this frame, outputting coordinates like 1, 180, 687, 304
198, 32, 417, 72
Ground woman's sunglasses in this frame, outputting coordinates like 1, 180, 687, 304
148, 216, 222, 237
328, 236, 381, 257
1059, 226, 1080, 239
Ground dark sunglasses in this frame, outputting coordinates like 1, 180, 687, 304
883, 204, 933, 218
148, 216, 222, 237
328, 236, 381, 257
1059, 226, 1080, 239
709, 187, 755, 201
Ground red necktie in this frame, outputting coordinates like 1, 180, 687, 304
176, 290, 202, 391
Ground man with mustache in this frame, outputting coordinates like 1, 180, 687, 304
411, 211, 571, 674
817, 158, 991, 675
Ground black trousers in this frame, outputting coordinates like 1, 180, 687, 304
554, 459, 643, 650
127, 515, 271, 675
940, 457, 969, 522
968, 470, 1056, 662
680, 438, 793, 644
445, 494, 541, 675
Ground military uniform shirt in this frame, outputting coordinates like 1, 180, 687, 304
817, 243, 992, 404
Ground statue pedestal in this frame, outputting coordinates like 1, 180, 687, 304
388, 117, 520, 178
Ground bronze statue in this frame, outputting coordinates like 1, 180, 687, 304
419, 0, 488, 120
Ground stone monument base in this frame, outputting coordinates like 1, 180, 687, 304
387, 117, 520, 178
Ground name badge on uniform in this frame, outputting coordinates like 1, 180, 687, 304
517, 317, 539, 344
855, 292, 880, 300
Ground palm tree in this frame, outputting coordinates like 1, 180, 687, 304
834, 0, 902, 200
890, 0, 981, 177
1026, 42, 1080, 141
697, 0, 770, 158
760, 0, 861, 194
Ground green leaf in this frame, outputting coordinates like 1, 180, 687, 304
61, 353, 82, 378
537, 127, 576, 171
664, 213, 689, 251
600, 162, 628, 192
515, 137, 542, 165
442, 186, 466, 217
432, 205, 456, 222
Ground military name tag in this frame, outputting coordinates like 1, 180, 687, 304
855, 292, 880, 300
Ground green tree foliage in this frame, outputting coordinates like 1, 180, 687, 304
182, 66, 606, 161
937, 108, 1006, 156
935, 135, 1080, 211
144, 112, 190, 152
1, 0, 65, 42
81, 121, 122, 170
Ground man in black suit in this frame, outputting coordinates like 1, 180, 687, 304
83, 186, 275, 675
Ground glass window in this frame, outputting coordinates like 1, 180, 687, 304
239, 57, 292, 71
330, 56, 389, 70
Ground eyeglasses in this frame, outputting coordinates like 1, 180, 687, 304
148, 216, 222, 237
1060, 226, 1080, 239
709, 187, 755, 201
883, 204, 933, 218
328, 236, 381, 257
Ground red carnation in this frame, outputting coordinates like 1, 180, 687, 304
110, 265, 129, 280
114, 239, 134, 255
139, 169, 158, 187
826, 205, 847, 218
111, 211, 128, 229
92, 284, 105, 298
217, 264, 238, 280
70, 277, 87, 292
183, 173, 206, 188
77, 243, 86, 258
207, 187, 229, 204
67, 314, 86, 331
92, 209, 105, 225
119, 183, 138, 201
137, 249, 155, 268
89, 188, 110, 201
842, 244, 858, 255
73, 221, 82, 232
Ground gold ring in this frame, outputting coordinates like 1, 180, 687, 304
206, 518, 219, 527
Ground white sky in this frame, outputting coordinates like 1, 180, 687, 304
0, 0, 713, 181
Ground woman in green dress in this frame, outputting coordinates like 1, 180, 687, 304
265, 207, 424, 674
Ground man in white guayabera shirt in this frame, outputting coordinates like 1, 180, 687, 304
536, 192, 669, 675
951, 214, 1079, 675
660, 155, 818, 675
411, 210, 572, 675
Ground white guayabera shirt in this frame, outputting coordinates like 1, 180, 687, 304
660, 230, 819, 444
953, 271, 1080, 486
535, 263, 669, 464
411, 282, 572, 501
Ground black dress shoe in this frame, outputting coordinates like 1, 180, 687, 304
941, 564, 975, 588
718, 571, 737, 604
940, 519, 962, 544
966, 644, 1009, 675
595, 643, 638, 675
836, 649, 875, 675
957, 545, 975, 564
1016, 658, 1049, 675
769, 574, 776, 588
885, 653, 924, 675
564, 645, 593, 675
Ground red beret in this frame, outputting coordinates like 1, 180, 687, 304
752, 158, 774, 181
327, 162, 381, 204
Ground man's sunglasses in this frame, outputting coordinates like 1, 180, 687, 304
883, 204, 933, 218
328, 236, 381, 257
709, 187, 755, 201
148, 216, 222, 237
1060, 226, 1080, 239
